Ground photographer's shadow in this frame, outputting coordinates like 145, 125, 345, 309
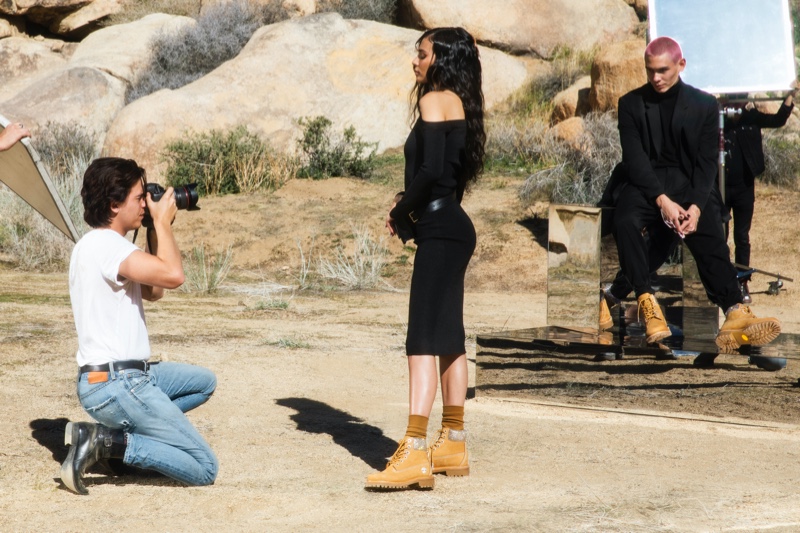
276, 397, 397, 470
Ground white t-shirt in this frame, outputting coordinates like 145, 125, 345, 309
70, 229, 150, 366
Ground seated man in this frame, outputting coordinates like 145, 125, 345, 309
612, 36, 780, 351
61, 157, 218, 494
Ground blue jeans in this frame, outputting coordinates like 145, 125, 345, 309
77, 361, 218, 486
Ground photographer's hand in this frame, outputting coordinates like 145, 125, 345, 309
120, 187, 184, 301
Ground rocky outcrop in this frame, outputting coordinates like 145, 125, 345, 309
0, 14, 196, 151
0, 0, 122, 38
1, 66, 126, 145
588, 39, 646, 113
551, 75, 591, 124
70, 13, 195, 84
102, 13, 531, 179
0, 37, 71, 101
623, 0, 648, 20
399, 0, 638, 59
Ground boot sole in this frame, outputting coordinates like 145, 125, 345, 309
433, 465, 469, 476
61, 422, 88, 495
716, 322, 781, 352
364, 476, 435, 490
599, 318, 613, 331
646, 329, 671, 344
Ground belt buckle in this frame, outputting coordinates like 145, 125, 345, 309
408, 211, 418, 224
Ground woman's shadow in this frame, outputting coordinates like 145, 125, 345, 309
275, 397, 397, 470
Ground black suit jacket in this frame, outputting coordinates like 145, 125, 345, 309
617, 80, 719, 211
725, 102, 793, 186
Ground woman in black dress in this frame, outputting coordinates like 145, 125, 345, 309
365, 27, 485, 490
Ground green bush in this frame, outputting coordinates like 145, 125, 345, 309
296, 116, 378, 180
161, 126, 294, 195
127, 0, 289, 103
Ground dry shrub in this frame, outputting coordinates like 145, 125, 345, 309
0, 153, 90, 270
317, 225, 389, 290
518, 112, 621, 206
181, 243, 233, 293
762, 133, 800, 189
127, 0, 289, 103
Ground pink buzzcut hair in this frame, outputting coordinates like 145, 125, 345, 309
644, 37, 683, 63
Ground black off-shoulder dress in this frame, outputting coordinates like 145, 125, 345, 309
390, 119, 476, 356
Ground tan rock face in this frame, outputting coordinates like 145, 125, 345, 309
1, 66, 126, 149
551, 116, 584, 148
0, 0, 89, 16
47, 0, 123, 36
400, 0, 638, 58
588, 39, 646, 113
623, 0, 648, 19
70, 13, 195, 84
102, 13, 531, 179
551, 75, 591, 124
0, 37, 69, 101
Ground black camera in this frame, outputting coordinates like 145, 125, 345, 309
142, 183, 200, 229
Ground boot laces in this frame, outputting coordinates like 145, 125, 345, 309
639, 297, 658, 322
387, 439, 411, 467
430, 429, 447, 451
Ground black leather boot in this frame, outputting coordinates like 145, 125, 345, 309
61, 422, 126, 495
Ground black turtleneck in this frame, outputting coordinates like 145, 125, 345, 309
652, 80, 682, 168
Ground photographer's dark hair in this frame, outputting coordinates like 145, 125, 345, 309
81, 157, 147, 228
410, 27, 486, 196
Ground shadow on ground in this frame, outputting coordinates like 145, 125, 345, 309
276, 397, 397, 470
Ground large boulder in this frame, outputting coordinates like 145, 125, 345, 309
0, 66, 126, 149
399, 0, 638, 59
0, 37, 70, 102
551, 75, 591, 124
588, 39, 646, 113
103, 13, 531, 179
70, 13, 195, 84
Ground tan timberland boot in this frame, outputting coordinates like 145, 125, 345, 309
637, 293, 671, 344
599, 293, 613, 331
430, 428, 469, 476
365, 437, 434, 490
715, 304, 781, 352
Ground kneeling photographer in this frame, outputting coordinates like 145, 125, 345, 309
62, 157, 217, 495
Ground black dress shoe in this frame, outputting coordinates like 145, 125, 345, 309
61, 422, 100, 495
740, 281, 752, 305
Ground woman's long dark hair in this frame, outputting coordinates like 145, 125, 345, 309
410, 27, 486, 196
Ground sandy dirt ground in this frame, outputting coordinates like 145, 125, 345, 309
2, 176, 800, 532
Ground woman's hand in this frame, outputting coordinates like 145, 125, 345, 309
386, 201, 398, 236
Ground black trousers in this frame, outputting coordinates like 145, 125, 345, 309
614, 167, 743, 311
724, 183, 755, 279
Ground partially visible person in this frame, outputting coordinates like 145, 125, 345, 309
366, 27, 484, 491
0, 121, 30, 151
61, 157, 218, 495
722, 89, 795, 303
613, 36, 780, 351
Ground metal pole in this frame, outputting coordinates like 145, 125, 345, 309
718, 106, 726, 205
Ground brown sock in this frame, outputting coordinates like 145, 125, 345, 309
442, 405, 465, 431
404, 415, 428, 439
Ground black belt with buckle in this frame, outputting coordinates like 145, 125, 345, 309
408, 193, 457, 223
80, 359, 152, 374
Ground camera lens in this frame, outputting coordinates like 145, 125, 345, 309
173, 184, 199, 210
